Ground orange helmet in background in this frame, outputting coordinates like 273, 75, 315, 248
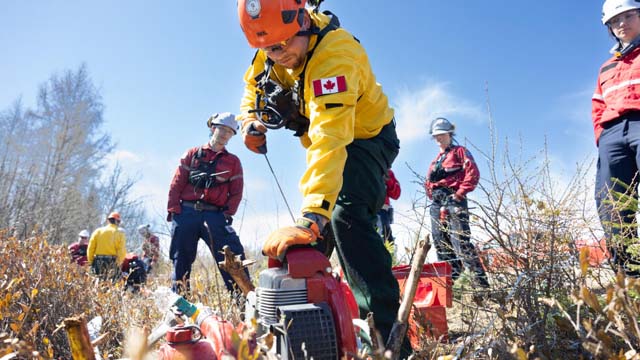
107, 212, 121, 222
238, 0, 307, 48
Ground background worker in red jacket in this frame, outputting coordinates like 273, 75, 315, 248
137, 224, 160, 273
167, 112, 249, 295
68, 229, 90, 266
593, 0, 640, 277
424, 118, 489, 289
377, 169, 400, 243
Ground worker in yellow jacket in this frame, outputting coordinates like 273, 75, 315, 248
88, 212, 127, 282
237, 1, 409, 355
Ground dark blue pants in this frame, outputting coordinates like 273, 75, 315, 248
376, 207, 394, 243
169, 206, 249, 294
595, 114, 640, 276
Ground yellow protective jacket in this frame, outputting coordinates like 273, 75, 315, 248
240, 10, 394, 219
87, 223, 127, 266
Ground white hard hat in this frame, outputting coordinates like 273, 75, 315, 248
137, 224, 150, 235
78, 229, 90, 238
429, 117, 456, 136
207, 112, 239, 134
602, 0, 640, 24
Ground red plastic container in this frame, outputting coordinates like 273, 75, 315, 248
392, 262, 452, 345
392, 262, 452, 307
407, 306, 449, 345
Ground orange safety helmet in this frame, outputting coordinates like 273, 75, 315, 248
107, 212, 121, 222
238, 0, 307, 48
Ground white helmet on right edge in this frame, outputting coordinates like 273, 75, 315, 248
602, 0, 640, 25
429, 117, 456, 136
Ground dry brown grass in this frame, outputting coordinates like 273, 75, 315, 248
0, 230, 162, 359
0, 229, 253, 359
2, 225, 639, 360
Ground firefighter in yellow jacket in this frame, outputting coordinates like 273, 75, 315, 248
238, 1, 408, 354
88, 212, 127, 281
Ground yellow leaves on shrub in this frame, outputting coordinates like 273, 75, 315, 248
10, 322, 19, 333
510, 343, 527, 360
30, 289, 38, 299
581, 286, 602, 313
595, 329, 614, 349
553, 315, 575, 333
606, 287, 614, 304
579, 247, 590, 277
43, 336, 54, 358
28, 322, 40, 337
5, 277, 23, 291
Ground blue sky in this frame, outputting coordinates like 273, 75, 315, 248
2, 1, 610, 252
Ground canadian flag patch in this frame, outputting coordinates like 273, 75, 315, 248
312, 76, 347, 97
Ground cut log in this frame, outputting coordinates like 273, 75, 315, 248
386, 237, 431, 356
217, 245, 256, 296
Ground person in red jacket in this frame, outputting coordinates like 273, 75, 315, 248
68, 229, 90, 266
593, 0, 640, 277
377, 169, 400, 243
424, 118, 489, 288
167, 112, 249, 295
137, 224, 160, 273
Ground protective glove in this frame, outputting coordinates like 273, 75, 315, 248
242, 119, 267, 154
224, 213, 233, 226
262, 217, 322, 258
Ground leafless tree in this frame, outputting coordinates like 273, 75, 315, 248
98, 162, 148, 250
0, 64, 148, 247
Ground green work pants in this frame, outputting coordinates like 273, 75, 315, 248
332, 121, 410, 356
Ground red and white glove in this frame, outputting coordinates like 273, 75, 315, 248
262, 217, 323, 258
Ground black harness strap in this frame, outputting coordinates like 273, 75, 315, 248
296, 11, 341, 114
188, 147, 232, 189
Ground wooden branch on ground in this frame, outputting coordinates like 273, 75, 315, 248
386, 237, 431, 356
366, 312, 386, 360
218, 245, 256, 296
64, 315, 95, 360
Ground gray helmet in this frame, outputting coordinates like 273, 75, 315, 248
207, 112, 239, 134
78, 229, 90, 238
429, 117, 456, 136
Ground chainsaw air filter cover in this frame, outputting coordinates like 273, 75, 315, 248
274, 303, 338, 360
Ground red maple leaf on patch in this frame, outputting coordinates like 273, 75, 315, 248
323, 80, 336, 90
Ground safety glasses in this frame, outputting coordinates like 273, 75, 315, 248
608, 10, 640, 28
261, 35, 295, 53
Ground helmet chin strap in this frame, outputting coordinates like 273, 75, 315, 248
613, 33, 640, 58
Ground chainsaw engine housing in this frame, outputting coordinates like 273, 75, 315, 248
245, 248, 357, 359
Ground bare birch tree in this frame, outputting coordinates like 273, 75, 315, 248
0, 64, 148, 245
